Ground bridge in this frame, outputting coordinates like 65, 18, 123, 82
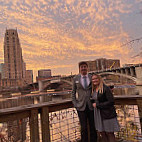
92, 63, 142, 85
37, 64, 142, 92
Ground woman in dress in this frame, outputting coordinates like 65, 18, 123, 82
91, 74, 119, 142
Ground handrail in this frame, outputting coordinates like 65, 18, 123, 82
0, 99, 71, 114
1, 95, 142, 116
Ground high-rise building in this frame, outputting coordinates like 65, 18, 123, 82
4, 29, 26, 80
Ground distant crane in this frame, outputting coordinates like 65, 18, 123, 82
110, 61, 115, 69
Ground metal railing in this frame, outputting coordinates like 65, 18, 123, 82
0, 95, 142, 142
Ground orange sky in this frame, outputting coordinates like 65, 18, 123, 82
0, 0, 142, 80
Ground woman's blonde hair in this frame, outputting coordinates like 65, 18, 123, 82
92, 74, 104, 94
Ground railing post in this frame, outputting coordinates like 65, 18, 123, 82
41, 107, 51, 142
30, 109, 39, 142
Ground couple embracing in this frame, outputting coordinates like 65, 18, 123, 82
72, 61, 120, 142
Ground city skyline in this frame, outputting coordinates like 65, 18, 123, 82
0, 0, 142, 79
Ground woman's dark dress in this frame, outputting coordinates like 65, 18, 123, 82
93, 91, 120, 132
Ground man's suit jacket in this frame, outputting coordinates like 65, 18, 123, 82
72, 74, 93, 111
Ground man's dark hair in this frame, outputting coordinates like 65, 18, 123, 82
78, 61, 88, 68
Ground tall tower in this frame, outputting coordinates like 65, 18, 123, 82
4, 29, 26, 80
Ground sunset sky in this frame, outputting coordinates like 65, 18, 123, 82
0, 0, 142, 80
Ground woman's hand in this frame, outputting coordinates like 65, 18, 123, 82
93, 103, 96, 108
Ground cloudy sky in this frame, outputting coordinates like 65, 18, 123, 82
0, 0, 142, 80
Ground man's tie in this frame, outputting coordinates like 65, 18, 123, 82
83, 76, 87, 89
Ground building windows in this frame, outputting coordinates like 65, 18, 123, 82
7, 54, 10, 64
9, 73, 11, 78
13, 46, 15, 53
7, 37, 9, 43
13, 37, 15, 42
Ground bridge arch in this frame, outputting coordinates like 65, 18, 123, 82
95, 72, 137, 82
39, 79, 73, 91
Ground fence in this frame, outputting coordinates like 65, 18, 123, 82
0, 95, 142, 142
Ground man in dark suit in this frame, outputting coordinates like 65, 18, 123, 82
72, 61, 97, 142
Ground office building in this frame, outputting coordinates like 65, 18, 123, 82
3, 29, 26, 87
36, 69, 52, 82
84, 58, 120, 72
38, 69, 51, 78
25, 70, 33, 84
